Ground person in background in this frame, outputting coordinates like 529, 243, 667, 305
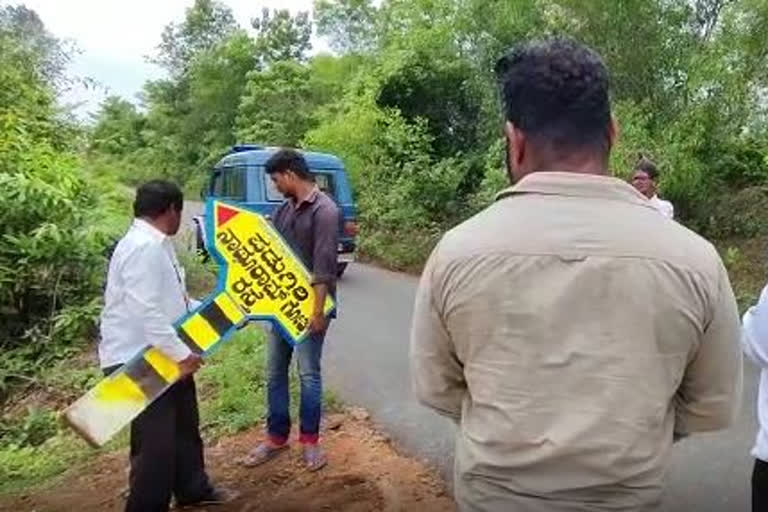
741, 287, 768, 510
410, 37, 743, 512
631, 156, 675, 219
100, 180, 238, 512
240, 149, 340, 472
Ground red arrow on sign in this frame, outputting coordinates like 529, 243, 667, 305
216, 204, 239, 227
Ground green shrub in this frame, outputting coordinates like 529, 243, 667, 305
0, 408, 59, 448
700, 186, 768, 239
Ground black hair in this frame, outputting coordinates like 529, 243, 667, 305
133, 180, 183, 218
264, 148, 313, 181
494, 37, 612, 152
634, 156, 659, 181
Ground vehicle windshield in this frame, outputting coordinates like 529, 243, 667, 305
210, 165, 247, 201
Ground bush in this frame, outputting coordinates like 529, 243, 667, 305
700, 186, 768, 239
0, 408, 59, 448
0, 114, 126, 397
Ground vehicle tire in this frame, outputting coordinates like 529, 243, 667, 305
337, 262, 348, 278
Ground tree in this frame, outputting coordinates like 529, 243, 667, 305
237, 61, 314, 146
0, 5, 72, 90
89, 96, 146, 156
314, 0, 378, 54
1, 7, 119, 390
153, 0, 237, 76
252, 8, 312, 65
185, 31, 260, 168
377, 52, 484, 160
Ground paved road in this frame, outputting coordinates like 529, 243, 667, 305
326, 263, 759, 512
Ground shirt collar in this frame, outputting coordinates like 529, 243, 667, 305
132, 218, 167, 242
496, 171, 655, 210
293, 186, 320, 208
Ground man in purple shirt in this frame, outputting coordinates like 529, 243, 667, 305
241, 149, 340, 471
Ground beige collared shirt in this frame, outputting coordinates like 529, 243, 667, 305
410, 172, 742, 511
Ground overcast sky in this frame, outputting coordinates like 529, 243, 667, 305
10, 0, 328, 117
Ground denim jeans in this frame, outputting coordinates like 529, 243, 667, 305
265, 324, 326, 445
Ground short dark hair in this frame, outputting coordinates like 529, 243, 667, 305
494, 37, 612, 152
634, 156, 659, 180
264, 148, 313, 181
133, 180, 183, 218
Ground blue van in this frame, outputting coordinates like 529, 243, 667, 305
194, 144, 358, 277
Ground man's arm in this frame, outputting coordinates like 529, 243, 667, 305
123, 244, 193, 363
409, 246, 465, 422
309, 203, 339, 333
674, 260, 743, 434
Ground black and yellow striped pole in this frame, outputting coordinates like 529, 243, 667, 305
63, 200, 334, 447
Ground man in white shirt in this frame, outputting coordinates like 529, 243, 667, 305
630, 157, 675, 219
742, 286, 768, 510
100, 180, 237, 512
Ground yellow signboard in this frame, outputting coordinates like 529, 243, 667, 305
62, 200, 335, 447
212, 201, 334, 342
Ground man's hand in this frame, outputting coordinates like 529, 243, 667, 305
309, 312, 328, 335
178, 354, 203, 376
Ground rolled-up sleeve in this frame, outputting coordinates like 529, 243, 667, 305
311, 202, 340, 287
410, 245, 465, 421
675, 261, 743, 433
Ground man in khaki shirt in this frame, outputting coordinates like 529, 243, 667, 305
410, 38, 742, 512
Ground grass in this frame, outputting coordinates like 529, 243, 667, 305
198, 326, 269, 436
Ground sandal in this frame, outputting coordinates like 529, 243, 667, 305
239, 442, 289, 468
303, 444, 327, 472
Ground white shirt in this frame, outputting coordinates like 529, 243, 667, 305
99, 219, 192, 368
649, 194, 674, 219
743, 284, 768, 461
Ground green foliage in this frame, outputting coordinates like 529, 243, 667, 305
237, 60, 314, 146
307, 100, 469, 268
88, 96, 146, 156
0, 9, 127, 397
314, 0, 379, 54
0, 430, 90, 494
376, 50, 485, 160
86, 0, 768, 270
701, 187, 768, 239
0, 409, 59, 448
0, 117, 109, 353
198, 328, 268, 435
153, 0, 237, 76
0, 5, 72, 92
252, 8, 312, 65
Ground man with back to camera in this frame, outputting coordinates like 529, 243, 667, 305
100, 180, 238, 512
410, 38, 742, 512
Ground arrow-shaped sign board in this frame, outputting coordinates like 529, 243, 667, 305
63, 199, 334, 447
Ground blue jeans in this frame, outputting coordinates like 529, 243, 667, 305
265, 324, 326, 444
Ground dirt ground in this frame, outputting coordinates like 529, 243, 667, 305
0, 409, 455, 512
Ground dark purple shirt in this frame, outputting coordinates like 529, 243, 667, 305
272, 188, 340, 296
